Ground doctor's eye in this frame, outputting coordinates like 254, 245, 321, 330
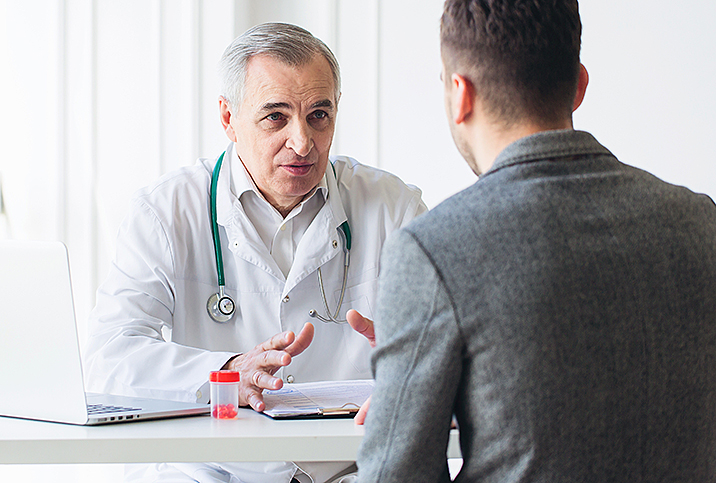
266, 112, 285, 122
308, 110, 331, 127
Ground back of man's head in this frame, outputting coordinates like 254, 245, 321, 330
440, 0, 582, 128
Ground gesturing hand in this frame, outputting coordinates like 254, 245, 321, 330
346, 309, 376, 348
224, 322, 314, 412
346, 309, 376, 426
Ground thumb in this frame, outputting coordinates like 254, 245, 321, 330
346, 309, 376, 348
354, 396, 371, 425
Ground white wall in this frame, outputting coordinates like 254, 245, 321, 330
1, 1, 716, 480
576, 0, 716, 196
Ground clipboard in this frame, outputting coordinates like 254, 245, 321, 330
261, 380, 373, 419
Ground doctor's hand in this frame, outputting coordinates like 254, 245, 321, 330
223, 322, 314, 412
355, 396, 371, 426
346, 309, 376, 348
346, 309, 375, 426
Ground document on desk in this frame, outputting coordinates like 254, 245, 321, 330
262, 379, 374, 419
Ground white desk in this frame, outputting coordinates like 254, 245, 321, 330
0, 409, 461, 465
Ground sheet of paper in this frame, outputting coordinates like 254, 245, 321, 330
262, 379, 374, 418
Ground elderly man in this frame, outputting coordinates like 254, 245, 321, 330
356, 1, 716, 482
85, 23, 426, 483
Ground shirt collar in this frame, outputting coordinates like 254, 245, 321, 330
225, 143, 329, 218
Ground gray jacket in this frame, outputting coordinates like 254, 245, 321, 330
357, 130, 716, 482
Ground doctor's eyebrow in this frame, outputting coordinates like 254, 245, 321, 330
258, 99, 334, 113
310, 99, 334, 111
259, 102, 291, 113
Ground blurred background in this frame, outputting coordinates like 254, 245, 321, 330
1, 0, 715, 480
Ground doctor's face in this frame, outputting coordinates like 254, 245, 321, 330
220, 54, 338, 216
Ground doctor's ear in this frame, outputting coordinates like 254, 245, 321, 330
219, 96, 238, 142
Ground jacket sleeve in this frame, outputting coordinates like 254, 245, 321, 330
83, 197, 234, 403
356, 230, 461, 483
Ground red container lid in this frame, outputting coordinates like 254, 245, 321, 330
210, 370, 240, 383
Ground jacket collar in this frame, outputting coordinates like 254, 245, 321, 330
487, 129, 614, 176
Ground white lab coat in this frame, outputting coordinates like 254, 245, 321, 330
83, 145, 427, 482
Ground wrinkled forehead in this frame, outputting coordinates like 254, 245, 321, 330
241, 54, 337, 109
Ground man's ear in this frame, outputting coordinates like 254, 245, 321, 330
451, 73, 475, 124
219, 96, 238, 142
572, 64, 589, 112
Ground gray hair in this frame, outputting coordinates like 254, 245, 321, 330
219, 22, 341, 109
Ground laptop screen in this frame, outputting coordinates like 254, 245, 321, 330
0, 240, 90, 423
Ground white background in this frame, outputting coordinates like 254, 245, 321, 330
1, 0, 715, 480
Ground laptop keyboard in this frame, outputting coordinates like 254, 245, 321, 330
87, 403, 142, 415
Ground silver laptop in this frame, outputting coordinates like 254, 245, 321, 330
0, 240, 210, 425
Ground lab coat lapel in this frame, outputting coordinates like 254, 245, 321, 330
285, 162, 348, 291
213, 148, 285, 281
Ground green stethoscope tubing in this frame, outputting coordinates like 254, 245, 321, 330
207, 151, 351, 323
210, 152, 227, 288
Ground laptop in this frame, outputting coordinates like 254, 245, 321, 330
0, 240, 210, 425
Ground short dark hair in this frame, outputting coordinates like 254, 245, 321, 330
440, 0, 582, 127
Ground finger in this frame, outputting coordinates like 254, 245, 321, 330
254, 348, 292, 371
257, 330, 296, 353
244, 387, 266, 412
224, 348, 291, 378
354, 396, 371, 425
251, 369, 283, 391
285, 322, 315, 356
346, 310, 376, 348
242, 371, 285, 412
229, 350, 291, 396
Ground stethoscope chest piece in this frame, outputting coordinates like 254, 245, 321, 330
207, 288, 236, 323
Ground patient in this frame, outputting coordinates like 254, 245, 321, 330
356, 0, 716, 481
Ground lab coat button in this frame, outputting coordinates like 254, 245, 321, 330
286, 375, 295, 383
196, 390, 202, 400
332, 240, 338, 249
282, 296, 290, 303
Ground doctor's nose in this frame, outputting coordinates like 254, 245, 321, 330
285, 121, 314, 157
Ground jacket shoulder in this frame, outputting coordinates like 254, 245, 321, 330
132, 161, 212, 208
330, 155, 423, 202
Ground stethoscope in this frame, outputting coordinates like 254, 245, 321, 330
206, 151, 352, 324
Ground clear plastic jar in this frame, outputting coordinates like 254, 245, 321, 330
210, 370, 240, 419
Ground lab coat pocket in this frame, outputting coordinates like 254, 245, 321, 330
331, 271, 377, 322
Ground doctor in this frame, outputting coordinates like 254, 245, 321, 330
84, 22, 426, 483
